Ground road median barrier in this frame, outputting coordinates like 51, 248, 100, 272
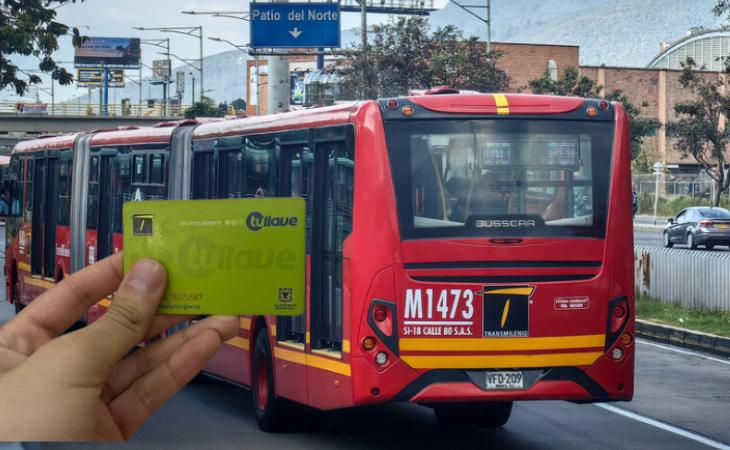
636, 319, 730, 358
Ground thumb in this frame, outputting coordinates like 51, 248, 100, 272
72, 258, 167, 374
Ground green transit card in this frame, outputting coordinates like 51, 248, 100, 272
123, 198, 305, 316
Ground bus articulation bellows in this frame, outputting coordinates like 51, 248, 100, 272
4, 92, 634, 431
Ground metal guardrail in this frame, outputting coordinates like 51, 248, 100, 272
635, 245, 730, 311
0, 102, 191, 118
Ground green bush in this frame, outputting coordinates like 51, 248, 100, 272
637, 194, 730, 217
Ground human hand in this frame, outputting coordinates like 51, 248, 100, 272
0, 252, 239, 441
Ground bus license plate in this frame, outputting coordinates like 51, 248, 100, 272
486, 371, 524, 390
719, 224, 728, 229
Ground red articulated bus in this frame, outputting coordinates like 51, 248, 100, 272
4, 92, 634, 431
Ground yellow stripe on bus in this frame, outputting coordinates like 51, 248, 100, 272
24, 277, 55, 289
400, 334, 606, 352
401, 352, 603, 369
18, 262, 31, 273
224, 336, 249, 350
97, 299, 111, 308
494, 94, 510, 115
240, 317, 251, 330
274, 346, 352, 377
478, 287, 533, 296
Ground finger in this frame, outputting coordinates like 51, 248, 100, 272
109, 328, 226, 439
67, 258, 167, 374
101, 315, 239, 404
0, 253, 124, 355
141, 314, 196, 342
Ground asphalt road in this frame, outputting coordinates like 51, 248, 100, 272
40, 341, 730, 450
2, 226, 729, 449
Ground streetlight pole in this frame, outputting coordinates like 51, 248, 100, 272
209, 37, 259, 115
653, 162, 663, 225
134, 26, 204, 102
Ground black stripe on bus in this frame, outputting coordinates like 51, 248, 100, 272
404, 261, 602, 270
410, 275, 596, 283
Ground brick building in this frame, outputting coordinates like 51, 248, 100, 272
246, 42, 580, 115
580, 66, 723, 172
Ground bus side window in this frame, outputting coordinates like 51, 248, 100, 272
57, 149, 73, 226
86, 155, 99, 230
112, 152, 132, 234
24, 158, 34, 223
244, 136, 276, 198
10, 155, 22, 218
192, 151, 214, 199
217, 149, 242, 199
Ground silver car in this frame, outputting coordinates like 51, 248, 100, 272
663, 207, 730, 250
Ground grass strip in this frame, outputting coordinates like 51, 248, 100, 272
635, 295, 730, 337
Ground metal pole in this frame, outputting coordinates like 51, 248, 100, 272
51, 77, 55, 115
653, 172, 659, 225
166, 38, 171, 112
268, 0, 289, 114
256, 56, 260, 116
192, 75, 195, 104
199, 27, 204, 102
361, 0, 367, 49
486, 0, 491, 56
103, 67, 110, 116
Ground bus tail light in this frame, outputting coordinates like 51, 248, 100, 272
599, 100, 609, 110
699, 220, 714, 227
611, 347, 624, 361
362, 337, 377, 351
605, 296, 630, 352
402, 105, 415, 116
621, 333, 633, 346
375, 352, 388, 365
387, 99, 398, 109
374, 308, 387, 322
612, 305, 626, 319
586, 106, 598, 117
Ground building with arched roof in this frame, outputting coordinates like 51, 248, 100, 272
646, 28, 730, 71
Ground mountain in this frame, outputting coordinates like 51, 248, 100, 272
66, 0, 728, 104
429, 0, 725, 67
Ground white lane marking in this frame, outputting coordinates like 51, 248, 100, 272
638, 339, 730, 366
597, 404, 730, 450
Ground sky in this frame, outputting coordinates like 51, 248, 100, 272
1, 0, 450, 104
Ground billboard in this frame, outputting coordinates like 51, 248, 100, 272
74, 37, 141, 69
153, 59, 171, 79
77, 69, 125, 87
290, 72, 306, 106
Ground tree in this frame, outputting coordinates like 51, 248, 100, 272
1, 0, 87, 95
528, 66, 602, 97
604, 89, 660, 161
231, 98, 246, 111
184, 96, 224, 119
339, 16, 511, 100
668, 59, 730, 206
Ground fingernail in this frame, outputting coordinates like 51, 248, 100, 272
126, 259, 165, 293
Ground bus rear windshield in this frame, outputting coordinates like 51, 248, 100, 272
385, 119, 615, 240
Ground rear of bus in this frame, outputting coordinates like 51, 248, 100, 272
354, 93, 633, 425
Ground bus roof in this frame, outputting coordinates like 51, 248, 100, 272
192, 102, 360, 141
88, 126, 176, 147
12, 134, 80, 153
407, 93, 587, 115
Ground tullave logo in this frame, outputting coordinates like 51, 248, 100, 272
279, 288, 293, 303
246, 212, 299, 231
475, 219, 536, 228
173, 236, 297, 278
132, 214, 155, 236
477, 285, 534, 338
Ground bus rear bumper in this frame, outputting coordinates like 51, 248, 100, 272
409, 380, 593, 403
391, 365, 630, 404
